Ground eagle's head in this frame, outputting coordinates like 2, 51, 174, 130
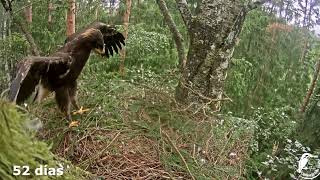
81, 28, 105, 55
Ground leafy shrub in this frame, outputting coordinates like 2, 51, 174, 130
245, 107, 298, 178
125, 24, 175, 70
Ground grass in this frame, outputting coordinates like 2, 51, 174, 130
0, 100, 92, 180
17, 61, 254, 179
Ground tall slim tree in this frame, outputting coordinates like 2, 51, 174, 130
24, 0, 32, 23
66, 0, 75, 36
48, 0, 53, 27
119, 0, 132, 76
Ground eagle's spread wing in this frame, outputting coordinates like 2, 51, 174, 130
103, 31, 125, 58
9, 56, 72, 103
65, 22, 125, 58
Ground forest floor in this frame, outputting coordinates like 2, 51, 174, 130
27, 65, 254, 179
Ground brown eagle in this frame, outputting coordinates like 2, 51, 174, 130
9, 23, 125, 121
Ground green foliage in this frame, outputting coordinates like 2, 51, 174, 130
296, 85, 320, 149
225, 10, 310, 116
26, 0, 67, 54
1, 0, 320, 179
249, 107, 296, 152
125, 25, 174, 70
224, 9, 319, 178
0, 33, 29, 91
0, 100, 88, 179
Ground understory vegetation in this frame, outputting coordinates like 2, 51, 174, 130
1, 0, 320, 179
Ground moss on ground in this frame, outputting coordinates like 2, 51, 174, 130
0, 100, 90, 180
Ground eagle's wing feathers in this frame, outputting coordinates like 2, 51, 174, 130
9, 56, 71, 104
64, 22, 126, 58
102, 31, 125, 58
9, 59, 34, 103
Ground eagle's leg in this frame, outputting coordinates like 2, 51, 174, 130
68, 81, 80, 110
55, 87, 72, 121
70, 81, 90, 115
35, 84, 51, 103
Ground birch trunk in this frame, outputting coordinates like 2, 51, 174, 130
176, 0, 249, 111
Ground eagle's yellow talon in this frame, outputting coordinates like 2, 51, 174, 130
69, 120, 80, 128
72, 106, 90, 115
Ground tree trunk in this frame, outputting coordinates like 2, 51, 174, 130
175, 0, 253, 111
299, 36, 308, 64
48, 0, 53, 27
24, 1, 32, 23
95, 8, 98, 20
300, 60, 320, 113
3, 12, 11, 87
157, 0, 267, 111
1, 10, 6, 38
157, 0, 186, 69
119, 0, 132, 76
66, 0, 75, 36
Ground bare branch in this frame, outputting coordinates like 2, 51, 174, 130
175, 0, 192, 28
162, 131, 196, 180
157, 0, 186, 69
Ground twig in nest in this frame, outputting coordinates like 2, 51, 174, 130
79, 131, 121, 169
162, 131, 195, 180
214, 127, 235, 165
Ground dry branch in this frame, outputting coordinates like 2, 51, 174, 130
162, 131, 195, 180
79, 131, 121, 168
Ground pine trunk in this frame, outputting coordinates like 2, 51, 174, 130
24, 1, 32, 23
66, 0, 75, 36
119, 0, 132, 76
48, 0, 53, 27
